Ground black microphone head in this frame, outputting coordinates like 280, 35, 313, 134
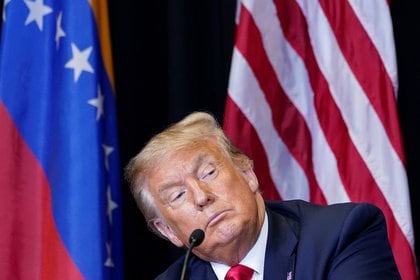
189, 229, 205, 247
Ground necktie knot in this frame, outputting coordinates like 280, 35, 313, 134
224, 264, 254, 280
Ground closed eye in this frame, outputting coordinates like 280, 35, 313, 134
202, 167, 218, 180
170, 191, 185, 203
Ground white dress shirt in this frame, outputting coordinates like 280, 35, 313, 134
211, 212, 269, 280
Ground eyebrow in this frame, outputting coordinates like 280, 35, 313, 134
157, 153, 213, 194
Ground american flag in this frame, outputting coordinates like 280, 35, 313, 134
0, 0, 123, 279
223, 0, 417, 279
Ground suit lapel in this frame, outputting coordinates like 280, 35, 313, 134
188, 256, 218, 280
264, 208, 298, 280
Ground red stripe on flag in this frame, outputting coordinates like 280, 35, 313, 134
224, 96, 281, 200
270, 2, 417, 278
235, 4, 327, 204
225, 0, 417, 278
319, 0, 406, 165
0, 102, 83, 280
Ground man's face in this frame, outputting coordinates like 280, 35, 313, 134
147, 139, 264, 263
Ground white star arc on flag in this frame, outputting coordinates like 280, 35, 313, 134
24, 0, 53, 31
2, 0, 12, 22
104, 242, 114, 267
55, 12, 66, 49
102, 144, 114, 171
107, 185, 118, 225
65, 43, 94, 82
88, 86, 105, 121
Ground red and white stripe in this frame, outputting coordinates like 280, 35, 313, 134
223, 0, 417, 278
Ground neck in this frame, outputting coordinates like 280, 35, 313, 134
197, 194, 266, 266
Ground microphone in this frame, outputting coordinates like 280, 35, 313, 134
180, 229, 205, 280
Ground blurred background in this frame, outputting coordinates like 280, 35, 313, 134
107, 1, 420, 279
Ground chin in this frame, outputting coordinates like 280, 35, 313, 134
212, 224, 241, 244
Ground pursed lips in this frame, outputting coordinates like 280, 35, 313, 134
205, 210, 229, 231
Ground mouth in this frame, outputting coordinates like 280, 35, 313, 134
205, 210, 228, 230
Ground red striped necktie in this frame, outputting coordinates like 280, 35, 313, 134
224, 264, 254, 280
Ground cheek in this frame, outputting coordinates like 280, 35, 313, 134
227, 179, 256, 201
164, 208, 190, 225
163, 206, 204, 233
231, 186, 259, 214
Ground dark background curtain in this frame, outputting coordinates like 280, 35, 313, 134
0, 1, 418, 279
109, 1, 237, 278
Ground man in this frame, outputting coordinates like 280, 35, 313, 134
125, 111, 401, 279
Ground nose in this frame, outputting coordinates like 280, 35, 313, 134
186, 178, 214, 209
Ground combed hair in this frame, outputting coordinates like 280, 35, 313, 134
124, 111, 252, 236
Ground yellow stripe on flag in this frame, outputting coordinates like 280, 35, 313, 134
89, 0, 115, 91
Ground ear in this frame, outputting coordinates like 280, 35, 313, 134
153, 218, 184, 247
242, 166, 259, 192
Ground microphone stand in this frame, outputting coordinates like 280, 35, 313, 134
180, 229, 205, 280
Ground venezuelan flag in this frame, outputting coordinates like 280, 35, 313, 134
0, 0, 123, 279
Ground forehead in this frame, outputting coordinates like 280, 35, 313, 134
162, 139, 225, 165
147, 141, 227, 184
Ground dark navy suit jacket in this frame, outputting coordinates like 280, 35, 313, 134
156, 200, 401, 280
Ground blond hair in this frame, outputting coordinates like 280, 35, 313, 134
125, 111, 252, 235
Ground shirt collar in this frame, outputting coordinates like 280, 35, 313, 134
211, 211, 269, 279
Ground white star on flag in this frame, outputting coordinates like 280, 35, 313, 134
65, 43, 94, 82
104, 242, 114, 267
23, 0, 52, 31
87, 86, 105, 120
102, 144, 114, 171
55, 12, 66, 49
2, 0, 12, 22
107, 185, 118, 225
